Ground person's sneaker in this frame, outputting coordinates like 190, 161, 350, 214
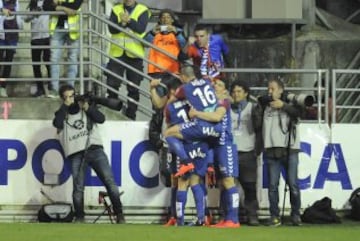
210, 220, 225, 227
187, 219, 206, 227
268, 216, 281, 227
247, 216, 260, 226
116, 213, 125, 224
174, 163, 195, 177
0, 87, 8, 97
164, 217, 176, 227
125, 109, 136, 120
211, 220, 240, 228
32, 89, 45, 98
47, 90, 59, 99
73, 216, 85, 223
291, 215, 302, 226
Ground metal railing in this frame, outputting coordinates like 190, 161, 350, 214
332, 69, 360, 124
222, 68, 330, 124
2, 10, 359, 124
0, 10, 181, 118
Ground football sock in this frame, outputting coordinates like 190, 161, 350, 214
191, 184, 205, 222
226, 186, 240, 223
176, 190, 187, 225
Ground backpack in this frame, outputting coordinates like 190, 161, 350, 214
349, 188, 360, 220
301, 197, 341, 224
38, 203, 74, 223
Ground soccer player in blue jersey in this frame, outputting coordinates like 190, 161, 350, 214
189, 79, 240, 228
164, 64, 222, 177
163, 84, 210, 226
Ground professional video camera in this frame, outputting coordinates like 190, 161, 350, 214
75, 92, 123, 111
258, 93, 314, 107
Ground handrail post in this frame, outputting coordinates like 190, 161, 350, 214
332, 69, 337, 124
79, 11, 84, 95
324, 70, 330, 125
316, 70, 322, 123
87, 12, 93, 93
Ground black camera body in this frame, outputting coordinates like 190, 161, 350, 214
74, 92, 93, 103
258, 95, 275, 105
75, 92, 123, 111
258, 93, 314, 107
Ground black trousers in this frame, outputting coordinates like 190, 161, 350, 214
106, 55, 143, 119
238, 151, 259, 217
31, 38, 51, 92
0, 48, 15, 88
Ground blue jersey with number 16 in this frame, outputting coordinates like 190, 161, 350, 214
175, 78, 218, 114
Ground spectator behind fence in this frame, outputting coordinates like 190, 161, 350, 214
106, 0, 150, 120
305, 78, 337, 124
43, 0, 83, 98
144, 8, 186, 80
186, 24, 231, 81
0, 0, 23, 97
230, 80, 262, 226
24, 0, 50, 97
257, 79, 303, 227
53, 84, 125, 224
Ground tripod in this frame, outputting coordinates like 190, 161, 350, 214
281, 118, 296, 224
93, 191, 124, 224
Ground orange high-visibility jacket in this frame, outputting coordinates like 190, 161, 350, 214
148, 33, 181, 74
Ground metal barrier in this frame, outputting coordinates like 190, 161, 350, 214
2, 10, 358, 124
332, 69, 360, 124
222, 68, 330, 124
0, 10, 181, 118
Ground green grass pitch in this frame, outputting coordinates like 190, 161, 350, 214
0, 222, 359, 241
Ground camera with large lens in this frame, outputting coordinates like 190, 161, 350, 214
258, 93, 314, 107
286, 93, 314, 107
75, 92, 123, 111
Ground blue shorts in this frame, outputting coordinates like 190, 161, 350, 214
185, 141, 209, 177
214, 143, 239, 178
168, 141, 210, 178
180, 119, 222, 142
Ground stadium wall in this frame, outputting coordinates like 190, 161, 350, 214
0, 120, 358, 222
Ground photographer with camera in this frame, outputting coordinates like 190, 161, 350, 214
53, 84, 125, 223
258, 79, 304, 227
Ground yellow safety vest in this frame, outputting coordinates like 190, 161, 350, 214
109, 3, 150, 58
49, 0, 81, 40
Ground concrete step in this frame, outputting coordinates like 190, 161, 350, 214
0, 97, 128, 120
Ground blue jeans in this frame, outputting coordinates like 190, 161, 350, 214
69, 147, 122, 218
50, 29, 79, 91
267, 152, 301, 217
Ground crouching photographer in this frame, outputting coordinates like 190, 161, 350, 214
257, 79, 309, 227
53, 84, 125, 224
